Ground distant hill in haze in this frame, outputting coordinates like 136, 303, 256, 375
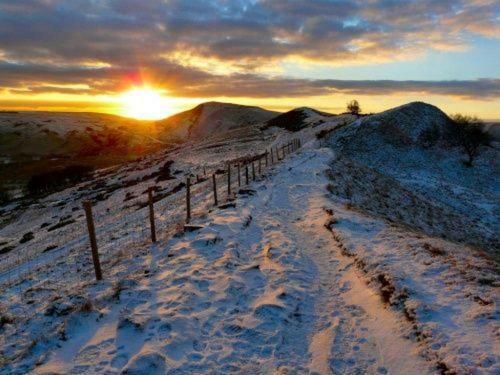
0, 102, 278, 159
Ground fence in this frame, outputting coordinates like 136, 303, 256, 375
1, 138, 302, 285
85, 138, 301, 279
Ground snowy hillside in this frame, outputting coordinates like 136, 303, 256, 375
0, 103, 280, 195
0, 103, 277, 164
0, 102, 498, 374
325, 102, 499, 251
0, 111, 170, 197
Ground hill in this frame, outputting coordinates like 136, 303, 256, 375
156, 101, 279, 139
0, 111, 163, 159
0, 103, 279, 195
324, 102, 499, 250
263, 107, 335, 131
0, 111, 166, 194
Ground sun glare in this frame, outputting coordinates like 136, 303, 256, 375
120, 87, 171, 120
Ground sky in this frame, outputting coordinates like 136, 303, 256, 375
0, 0, 499, 120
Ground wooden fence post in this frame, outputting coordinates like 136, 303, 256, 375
227, 163, 231, 199
252, 161, 256, 180
245, 164, 249, 185
148, 187, 157, 243
237, 163, 241, 187
265, 150, 269, 167
186, 177, 191, 222
212, 173, 218, 206
258, 156, 262, 176
83, 201, 102, 281
271, 148, 274, 164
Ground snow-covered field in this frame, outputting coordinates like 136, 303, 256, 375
1, 104, 498, 374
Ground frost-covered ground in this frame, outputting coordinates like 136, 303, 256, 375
1, 104, 498, 374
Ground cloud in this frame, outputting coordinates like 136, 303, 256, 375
2, 59, 497, 100
0, 0, 498, 100
169, 75, 500, 100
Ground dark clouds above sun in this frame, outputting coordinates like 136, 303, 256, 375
0, 0, 499, 116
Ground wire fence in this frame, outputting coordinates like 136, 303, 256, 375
0, 139, 301, 288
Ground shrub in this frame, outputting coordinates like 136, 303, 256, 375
450, 114, 491, 166
27, 165, 93, 196
347, 100, 361, 116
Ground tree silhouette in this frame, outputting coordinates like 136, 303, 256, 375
347, 100, 361, 116
451, 114, 490, 167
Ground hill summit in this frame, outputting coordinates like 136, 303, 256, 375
156, 102, 278, 139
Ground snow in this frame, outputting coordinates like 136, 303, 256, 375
1, 145, 435, 374
324, 199, 499, 373
0, 104, 498, 374
325, 102, 499, 251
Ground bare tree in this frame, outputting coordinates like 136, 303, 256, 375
347, 100, 361, 116
451, 114, 490, 167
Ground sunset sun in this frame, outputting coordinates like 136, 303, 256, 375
120, 87, 171, 120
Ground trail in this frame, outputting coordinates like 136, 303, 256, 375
257, 148, 430, 374
30, 147, 432, 374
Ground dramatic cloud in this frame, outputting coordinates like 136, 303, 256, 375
0, 0, 498, 100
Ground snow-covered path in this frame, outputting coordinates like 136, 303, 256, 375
26, 146, 435, 375
258, 149, 430, 374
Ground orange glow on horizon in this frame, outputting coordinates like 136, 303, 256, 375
119, 86, 173, 120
